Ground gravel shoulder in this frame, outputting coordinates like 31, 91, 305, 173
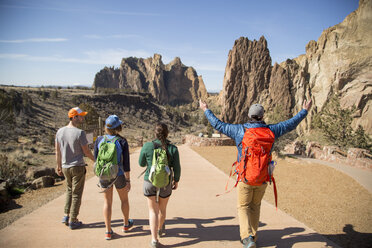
190, 146, 372, 248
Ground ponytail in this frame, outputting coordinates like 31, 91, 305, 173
155, 123, 169, 151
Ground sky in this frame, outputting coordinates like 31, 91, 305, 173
0, 0, 359, 92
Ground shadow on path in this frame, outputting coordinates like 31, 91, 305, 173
86, 216, 239, 245
323, 224, 372, 248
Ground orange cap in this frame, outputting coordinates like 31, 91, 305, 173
68, 107, 88, 118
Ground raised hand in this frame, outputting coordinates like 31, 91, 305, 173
303, 98, 312, 111
199, 99, 208, 111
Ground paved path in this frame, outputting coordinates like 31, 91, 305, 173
0, 145, 340, 248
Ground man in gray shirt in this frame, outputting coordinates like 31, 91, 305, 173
55, 107, 95, 229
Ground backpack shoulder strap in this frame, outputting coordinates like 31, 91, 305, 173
152, 140, 171, 165
152, 141, 161, 149
106, 135, 119, 143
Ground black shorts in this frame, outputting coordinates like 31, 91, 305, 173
99, 175, 127, 189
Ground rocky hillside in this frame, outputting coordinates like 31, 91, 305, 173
93, 54, 208, 105
221, 0, 371, 135
0, 86, 197, 151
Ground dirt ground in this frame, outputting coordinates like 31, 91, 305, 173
0, 147, 141, 230
191, 146, 372, 248
0, 156, 96, 230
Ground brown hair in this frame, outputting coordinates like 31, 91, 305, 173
155, 123, 169, 150
105, 125, 123, 137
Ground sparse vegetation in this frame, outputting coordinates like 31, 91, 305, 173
0, 154, 27, 188
312, 95, 371, 152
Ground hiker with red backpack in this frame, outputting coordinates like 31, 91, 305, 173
93, 115, 134, 240
199, 99, 312, 248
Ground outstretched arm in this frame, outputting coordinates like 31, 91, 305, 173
270, 98, 312, 138
199, 99, 242, 141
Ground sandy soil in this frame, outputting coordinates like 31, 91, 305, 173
191, 146, 372, 248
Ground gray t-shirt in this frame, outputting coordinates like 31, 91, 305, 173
56, 126, 88, 168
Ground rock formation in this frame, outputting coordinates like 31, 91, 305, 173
221, 0, 372, 135
93, 54, 208, 105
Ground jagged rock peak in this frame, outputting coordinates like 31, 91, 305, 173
169, 56, 183, 66
221, 0, 372, 135
93, 54, 208, 105
221, 35, 272, 124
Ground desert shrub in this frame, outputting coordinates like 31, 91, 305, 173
0, 89, 33, 125
207, 124, 214, 138
51, 90, 59, 99
48, 133, 55, 146
0, 154, 27, 186
312, 95, 371, 152
72, 96, 81, 105
37, 89, 49, 101
202, 115, 209, 126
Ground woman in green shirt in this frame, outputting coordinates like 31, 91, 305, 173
138, 123, 181, 248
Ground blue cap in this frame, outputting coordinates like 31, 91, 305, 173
105, 115, 123, 129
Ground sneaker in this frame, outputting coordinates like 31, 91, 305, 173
69, 220, 83, 230
123, 219, 134, 232
61, 216, 69, 226
158, 223, 165, 237
242, 236, 256, 248
105, 230, 114, 240
150, 240, 161, 248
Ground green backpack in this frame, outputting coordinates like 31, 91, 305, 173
94, 136, 119, 182
149, 142, 171, 189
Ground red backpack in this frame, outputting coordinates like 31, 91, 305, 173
223, 127, 278, 209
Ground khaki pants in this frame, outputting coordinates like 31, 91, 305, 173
237, 181, 267, 241
62, 166, 86, 221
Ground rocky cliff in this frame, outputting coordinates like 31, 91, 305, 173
93, 54, 208, 105
221, 0, 371, 135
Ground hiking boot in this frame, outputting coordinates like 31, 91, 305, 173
158, 223, 165, 237
61, 216, 69, 226
105, 230, 114, 240
69, 220, 83, 230
150, 240, 161, 248
123, 219, 134, 232
242, 236, 256, 248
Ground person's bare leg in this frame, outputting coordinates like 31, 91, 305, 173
116, 187, 130, 225
103, 187, 114, 232
158, 196, 170, 233
147, 196, 159, 242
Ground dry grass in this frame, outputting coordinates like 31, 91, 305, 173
191, 146, 372, 248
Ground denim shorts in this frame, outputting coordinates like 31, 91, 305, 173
100, 175, 126, 189
143, 180, 172, 198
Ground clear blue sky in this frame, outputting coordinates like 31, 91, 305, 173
0, 0, 359, 92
